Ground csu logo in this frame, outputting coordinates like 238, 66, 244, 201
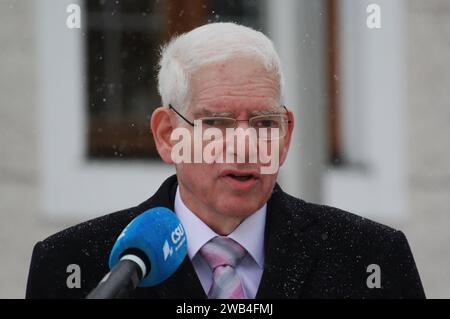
163, 224, 185, 261
171, 224, 184, 244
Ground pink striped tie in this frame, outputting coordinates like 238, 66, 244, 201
200, 236, 246, 299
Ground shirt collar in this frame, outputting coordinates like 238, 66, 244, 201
174, 186, 266, 268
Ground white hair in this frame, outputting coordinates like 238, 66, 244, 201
157, 22, 285, 114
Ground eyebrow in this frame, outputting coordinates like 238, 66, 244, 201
193, 108, 234, 117
249, 107, 286, 116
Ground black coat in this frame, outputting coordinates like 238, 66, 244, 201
26, 174, 425, 298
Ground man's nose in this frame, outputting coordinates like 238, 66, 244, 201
226, 121, 258, 163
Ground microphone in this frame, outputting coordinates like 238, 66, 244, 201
86, 207, 187, 299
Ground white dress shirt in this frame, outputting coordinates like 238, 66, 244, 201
174, 186, 266, 299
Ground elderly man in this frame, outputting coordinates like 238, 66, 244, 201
26, 23, 425, 299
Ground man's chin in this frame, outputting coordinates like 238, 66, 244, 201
216, 201, 262, 218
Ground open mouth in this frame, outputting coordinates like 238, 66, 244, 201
227, 173, 254, 181
221, 170, 260, 189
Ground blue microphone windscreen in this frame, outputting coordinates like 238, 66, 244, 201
109, 207, 187, 287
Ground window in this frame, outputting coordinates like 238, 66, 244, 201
85, 0, 264, 160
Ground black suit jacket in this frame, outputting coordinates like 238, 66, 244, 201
26, 174, 425, 298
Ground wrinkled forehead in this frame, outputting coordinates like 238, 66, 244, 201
187, 58, 281, 115
190, 57, 279, 85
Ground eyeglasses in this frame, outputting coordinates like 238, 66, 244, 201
168, 104, 291, 140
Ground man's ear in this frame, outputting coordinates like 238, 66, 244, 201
279, 109, 295, 167
150, 107, 176, 164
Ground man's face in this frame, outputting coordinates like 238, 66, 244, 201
173, 57, 293, 223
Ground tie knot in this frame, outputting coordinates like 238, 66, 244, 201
200, 236, 246, 269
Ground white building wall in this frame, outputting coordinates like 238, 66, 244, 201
403, 0, 450, 299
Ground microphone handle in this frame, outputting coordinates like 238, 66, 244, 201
86, 259, 142, 299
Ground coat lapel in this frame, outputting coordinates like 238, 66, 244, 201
256, 185, 320, 299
